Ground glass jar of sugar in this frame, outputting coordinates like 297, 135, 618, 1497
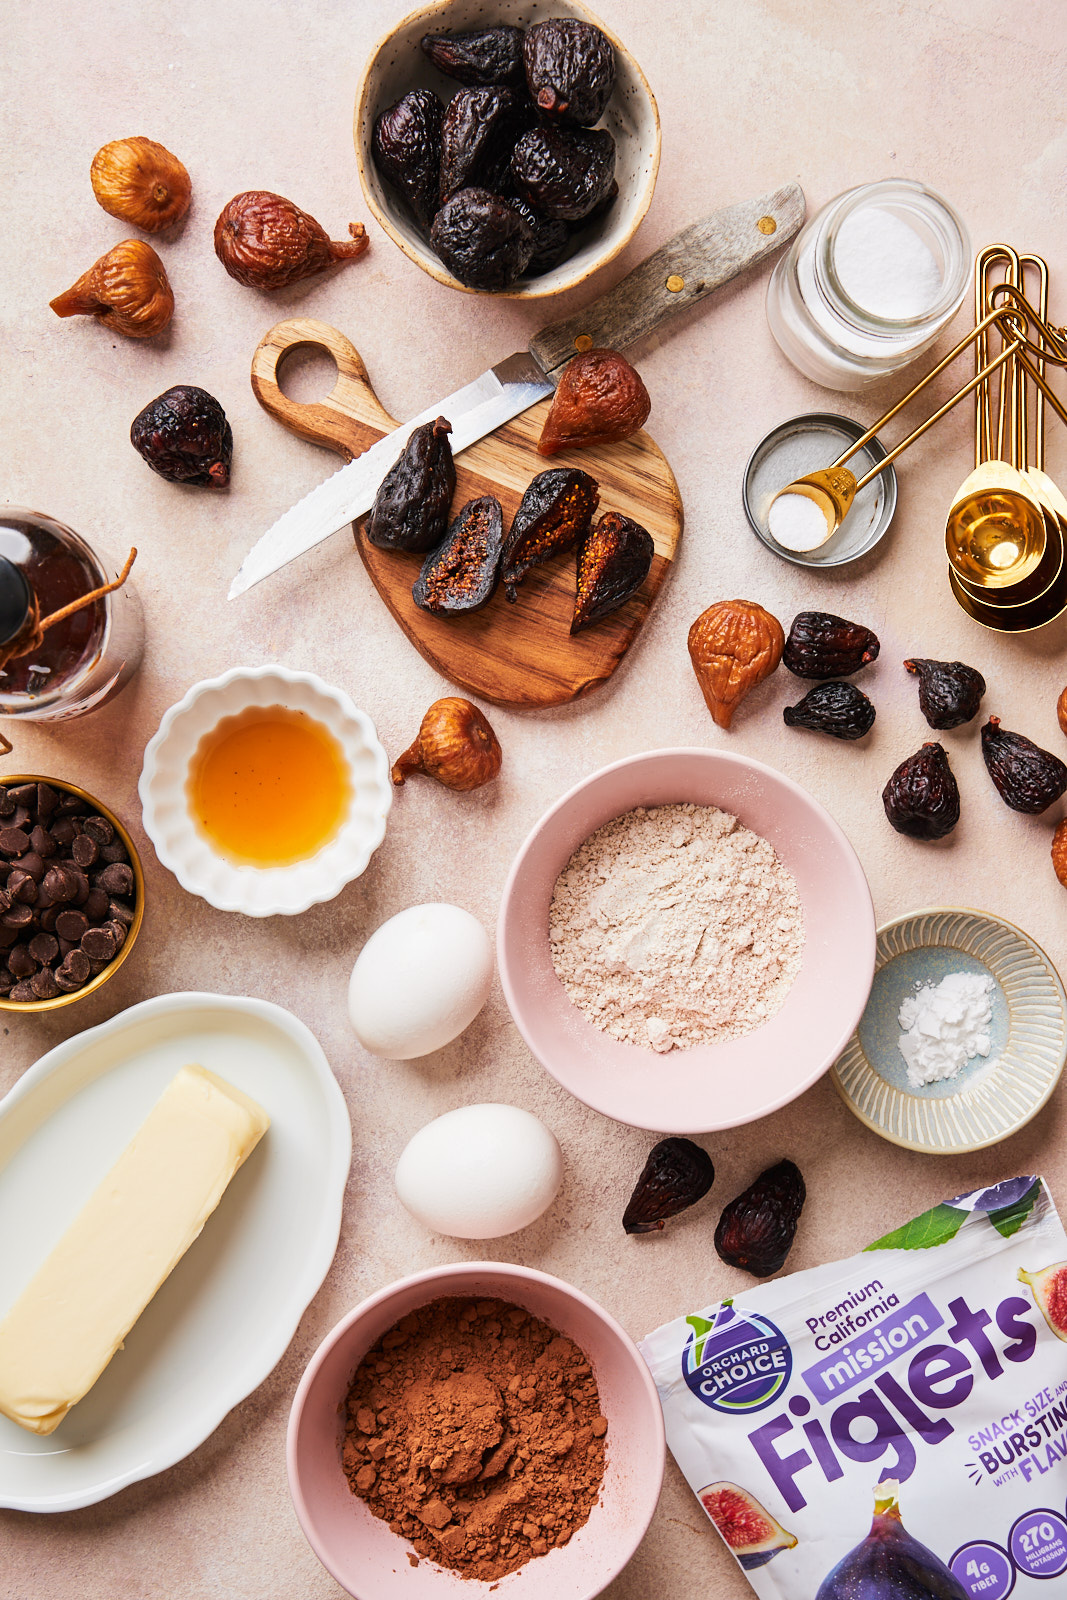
766, 179, 970, 390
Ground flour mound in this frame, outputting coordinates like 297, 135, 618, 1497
548, 803, 804, 1053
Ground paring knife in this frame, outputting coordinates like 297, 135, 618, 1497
228, 183, 805, 600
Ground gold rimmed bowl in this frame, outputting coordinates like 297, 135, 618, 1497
0, 775, 145, 1013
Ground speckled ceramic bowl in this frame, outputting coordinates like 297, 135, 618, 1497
139, 665, 391, 918
497, 747, 876, 1133
287, 1260, 664, 1599
354, 0, 660, 299
832, 907, 1067, 1152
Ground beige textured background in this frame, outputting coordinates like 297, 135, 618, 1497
3, 1, 1067, 1595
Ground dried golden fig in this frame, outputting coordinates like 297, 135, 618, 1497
392, 698, 502, 791
1054, 819, 1067, 889
538, 348, 650, 456
90, 137, 191, 231
1058, 684, 1067, 739
688, 599, 784, 730
49, 239, 174, 338
214, 191, 368, 289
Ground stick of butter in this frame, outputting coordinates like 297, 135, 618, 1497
0, 1063, 269, 1435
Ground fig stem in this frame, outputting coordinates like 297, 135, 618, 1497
390, 739, 423, 785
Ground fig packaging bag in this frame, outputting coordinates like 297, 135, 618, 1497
640, 1177, 1067, 1599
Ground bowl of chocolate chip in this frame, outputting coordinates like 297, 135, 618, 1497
0, 776, 144, 1010
287, 1260, 664, 1597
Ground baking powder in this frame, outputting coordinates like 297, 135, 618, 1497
834, 205, 942, 319
548, 804, 804, 1054
896, 970, 995, 1088
768, 492, 830, 552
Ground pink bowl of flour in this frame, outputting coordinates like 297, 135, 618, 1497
497, 747, 875, 1133
287, 1261, 664, 1599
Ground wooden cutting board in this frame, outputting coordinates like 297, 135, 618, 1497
251, 318, 683, 709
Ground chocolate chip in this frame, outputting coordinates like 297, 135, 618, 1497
55, 909, 88, 942
0, 924, 18, 949
86, 956, 111, 976
55, 793, 86, 815
84, 887, 109, 921
31, 966, 59, 999
71, 834, 98, 868
7, 784, 37, 809
58, 937, 76, 957
107, 918, 127, 951
36, 783, 58, 817
18, 851, 45, 883
61, 948, 91, 984
8, 979, 35, 1001
71, 869, 90, 907
97, 862, 134, 897
83, 815, 114, 845
50, 817, 77, 847
7, 944, 34, 978
28, 932, 58, 966
100, 839, 129, 864
2, 903, 34, 928
7, 870, 37, 905
0, 887, 10, 914
0, 828, 29, 857
55, 968, 85, 993
30, 825, 56, 859
0, 789, 14, 818
9, 806, 31, 830
81, 925, 117, 961
41, 865, 78, 903
0, 969, 13, 994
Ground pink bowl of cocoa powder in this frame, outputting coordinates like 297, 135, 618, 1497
287, 1260, 664, 1598
497, 747, 876, 1133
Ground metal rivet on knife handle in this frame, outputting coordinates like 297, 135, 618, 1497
527, 182, 806, 378
757, 216, 777, 235
574, 334, 593, 352
666, 275, 684, 293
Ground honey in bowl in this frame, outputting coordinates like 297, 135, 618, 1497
189, 705, 351, 867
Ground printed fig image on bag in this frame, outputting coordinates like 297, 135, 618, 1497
640, 1177, 1067, 1598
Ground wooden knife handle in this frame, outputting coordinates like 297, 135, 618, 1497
249, 317, 394, 460
528, 181, 805, 375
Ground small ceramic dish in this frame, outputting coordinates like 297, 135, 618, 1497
497, 748, 876, 1133
139, 665, 391, 917
354, 0, 660, 299
743, 412, 897, 567
288, 1260, 665, 1598
832, 907, 1067, 1153
0, 774, 144, 1014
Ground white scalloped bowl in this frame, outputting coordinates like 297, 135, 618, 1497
139, 667, 392, 917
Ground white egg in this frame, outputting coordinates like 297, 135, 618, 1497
348, 903, 493, 1060
395, 1103, 564, 1238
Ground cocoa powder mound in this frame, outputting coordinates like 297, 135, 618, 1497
342, 1297, 608, 1581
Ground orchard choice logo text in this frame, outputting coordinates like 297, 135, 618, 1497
683, 1304, 792, 1415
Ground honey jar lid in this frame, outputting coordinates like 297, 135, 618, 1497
0, 556, 31, 647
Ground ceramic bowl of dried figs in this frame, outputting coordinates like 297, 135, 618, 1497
287, 1260, 664, 1597
0, 775, 144, 1011
355, 0, 660, 297
498, 747, 877, 1132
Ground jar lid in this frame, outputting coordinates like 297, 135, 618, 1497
0, 556, 31, 646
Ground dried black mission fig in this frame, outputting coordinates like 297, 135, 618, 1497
623, 1137, 715, 1235
882, 742, 960, 839
783, 611, 880, 679
572, 512, 654, 633
130, 385, 232, 487
523, 18, 616, 125
439, 87, 531, 205
504, 195, 571, 275
365, 417, 455, 553
981, 716, 1067, 813
715, 1160, 806, 1278
421, 25, 527, 88
412, 495, 503, 615
502, 467, 599, 599
372, 89, 444, 230
783, 680, 875, 740
511, 126, 616, 222
430, 187, 534, 290
904, 657, 986, 729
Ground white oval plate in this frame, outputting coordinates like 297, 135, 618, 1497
832, 907, 1067, 1153
0, 992, 351, 1511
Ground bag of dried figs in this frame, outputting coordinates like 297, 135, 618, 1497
640, 1177, 1067, 1599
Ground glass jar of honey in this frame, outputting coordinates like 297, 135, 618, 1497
0, 508, 143, 721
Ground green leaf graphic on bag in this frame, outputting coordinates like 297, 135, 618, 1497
988, 1178, 1041, 1238
864, 1202, 967, 1252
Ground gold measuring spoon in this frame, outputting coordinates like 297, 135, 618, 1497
768, 307, 1026, 550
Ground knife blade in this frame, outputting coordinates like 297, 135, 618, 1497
228, 182, 805, 600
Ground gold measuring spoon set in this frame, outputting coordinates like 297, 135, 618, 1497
769, 247, 1067, 630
